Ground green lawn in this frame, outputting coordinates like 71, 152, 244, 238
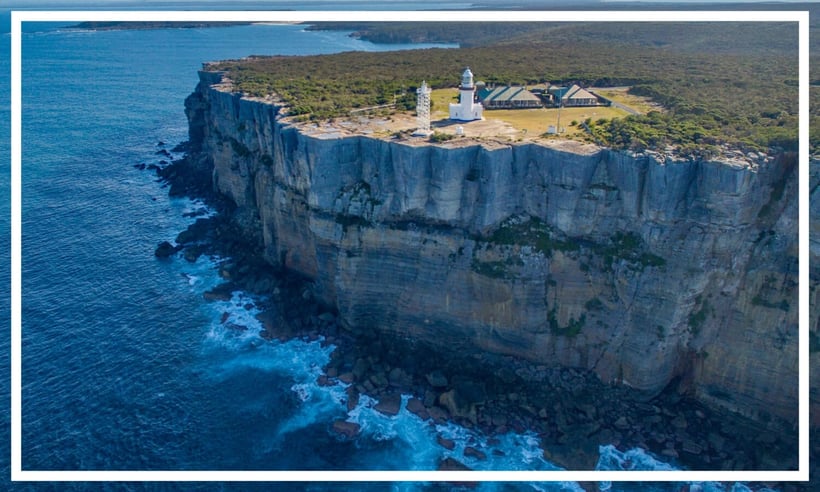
591, 87, 661, 114
430, 88, 633, 138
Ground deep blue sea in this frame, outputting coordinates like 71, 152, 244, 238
1, 12, 780, 492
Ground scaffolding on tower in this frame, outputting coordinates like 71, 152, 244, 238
413, 80, 432, 137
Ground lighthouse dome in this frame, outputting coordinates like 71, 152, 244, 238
461, 68, 474, 89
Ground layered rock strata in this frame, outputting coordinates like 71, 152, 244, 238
184, 69, 803, 426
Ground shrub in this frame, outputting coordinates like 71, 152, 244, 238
430, 131, 455, 143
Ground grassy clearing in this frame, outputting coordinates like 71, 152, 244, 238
486, 106, 631, 137
429, 88, 632, 138
591, 87, 661, 114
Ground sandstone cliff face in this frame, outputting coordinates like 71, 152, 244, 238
185, 70, 802, 424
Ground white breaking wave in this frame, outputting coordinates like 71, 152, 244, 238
596, 445, 780, 492
176, 227, 778, 492
597, 444, 677, 472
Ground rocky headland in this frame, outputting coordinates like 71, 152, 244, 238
153, 68, 809, 475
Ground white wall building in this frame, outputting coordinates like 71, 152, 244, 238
449, 68, 483, 121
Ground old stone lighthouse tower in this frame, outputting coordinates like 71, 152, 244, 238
449, 67, 483, 121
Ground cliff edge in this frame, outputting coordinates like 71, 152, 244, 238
183, 69, 802, 427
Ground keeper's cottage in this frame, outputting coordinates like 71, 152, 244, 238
449, 68, 483, 121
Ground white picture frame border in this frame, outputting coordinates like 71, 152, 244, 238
10, 8, 810, 483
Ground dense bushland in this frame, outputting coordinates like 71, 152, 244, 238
211, 22, 799, 153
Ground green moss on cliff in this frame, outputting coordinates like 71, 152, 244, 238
751, 273, 793, 312
688, 299, 711, 336
470, 255, 524, 279
470, 259, 510, 279
335, 213, 371, 230
598, 232, 666, 270
228, 137, 251, 158
751, 295, 791, 312
548, 308, 585, 337
481, 218, 664, 272
584, 297, 604, 311
485, 216, 578, 257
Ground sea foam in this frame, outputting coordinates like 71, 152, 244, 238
178, 216, 777, 491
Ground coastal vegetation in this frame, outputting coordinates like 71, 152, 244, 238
307, 21, 800, 55
211, 21, 799, 154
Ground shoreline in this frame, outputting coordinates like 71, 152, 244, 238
150, 146, 799, 476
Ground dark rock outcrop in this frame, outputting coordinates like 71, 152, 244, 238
154, 240, 179, 257
331, 420, 360, 439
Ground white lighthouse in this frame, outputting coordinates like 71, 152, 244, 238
449, 67, 483, 121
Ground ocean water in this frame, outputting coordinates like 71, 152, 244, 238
3, 17, 778, 492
